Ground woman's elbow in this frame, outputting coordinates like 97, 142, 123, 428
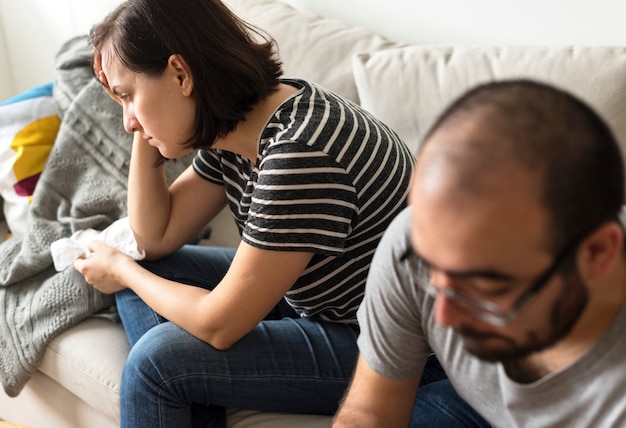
201, 330, 239, 351
137, 238, 182, 261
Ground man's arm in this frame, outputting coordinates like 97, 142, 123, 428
333, 354, 421, 427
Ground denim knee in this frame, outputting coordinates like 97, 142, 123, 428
122, 323, 174, 400
121, 322, 219, 427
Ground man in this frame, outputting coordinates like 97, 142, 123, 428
334, 79, 626, 427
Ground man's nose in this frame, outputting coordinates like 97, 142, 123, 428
433, 292, 467, 328
430, 273, 468, 328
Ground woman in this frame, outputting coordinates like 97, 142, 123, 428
74, 0, 417, 426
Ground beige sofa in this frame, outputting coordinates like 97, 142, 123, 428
3, 0, 626, 426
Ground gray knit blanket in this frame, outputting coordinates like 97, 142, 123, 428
0, 36, 192, 396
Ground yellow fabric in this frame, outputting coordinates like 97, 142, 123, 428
10, 115, 59, 181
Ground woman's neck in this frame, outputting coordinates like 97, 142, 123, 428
212, 83, 299, 163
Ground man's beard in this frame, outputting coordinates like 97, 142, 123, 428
457, 269, 589, 364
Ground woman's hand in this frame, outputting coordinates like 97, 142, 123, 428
73, 240, 133, 294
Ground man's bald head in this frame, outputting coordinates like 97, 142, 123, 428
412, 80, 624, 251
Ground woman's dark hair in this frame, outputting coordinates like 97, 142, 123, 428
89, 0, 283, 149
421, 79, 625, 252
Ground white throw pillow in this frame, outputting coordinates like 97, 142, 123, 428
222, 0, 403, 103
0, 82, 59, 238
353, 45, 626, 156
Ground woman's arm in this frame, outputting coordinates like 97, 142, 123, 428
126, 133, 170, 254
75, 240, 313, 350
127, 133, 227, 259
138, 242, 314, 349
77, 241, 313, 348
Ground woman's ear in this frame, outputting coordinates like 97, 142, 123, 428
168, 54, 194, 97
577, 221, 624, 282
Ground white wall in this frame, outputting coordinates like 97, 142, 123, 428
284, 0, 626, 47
0, 0, 122, 97
0, 17, 13, 100
1, 0, 626, 97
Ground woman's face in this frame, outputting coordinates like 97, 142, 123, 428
95, 44, 197, 159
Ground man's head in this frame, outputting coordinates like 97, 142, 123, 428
409, 79, 625, 362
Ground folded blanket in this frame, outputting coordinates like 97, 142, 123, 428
0, 36, 193, 396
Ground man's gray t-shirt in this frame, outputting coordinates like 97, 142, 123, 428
357, 207, 626, 427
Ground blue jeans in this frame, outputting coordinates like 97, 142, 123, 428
414, 359, 490, 427
115, 245, 489, 427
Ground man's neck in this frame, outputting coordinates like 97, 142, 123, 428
505, 255, 626, 383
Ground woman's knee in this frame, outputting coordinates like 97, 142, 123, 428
122, 323, 189, 391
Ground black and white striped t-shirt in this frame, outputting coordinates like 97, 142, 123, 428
193, 78, 414, 324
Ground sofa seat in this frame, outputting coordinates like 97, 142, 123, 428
1, 318, 127, 428
0, 314, 332, 427
39, 318, 127, 424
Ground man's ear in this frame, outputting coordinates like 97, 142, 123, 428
168, 54, 194, 97
577, 221, 624, 282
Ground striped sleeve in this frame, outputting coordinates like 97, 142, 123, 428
192, 149, 225, 186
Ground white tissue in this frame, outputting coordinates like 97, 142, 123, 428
50, 217, 146, 271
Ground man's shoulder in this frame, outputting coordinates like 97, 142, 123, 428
376, 206, 411, 256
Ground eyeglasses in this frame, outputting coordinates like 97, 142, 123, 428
401, 230, 589, 326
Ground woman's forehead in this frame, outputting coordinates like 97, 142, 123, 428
97, 45, 133, 85
97, 43, 118, 71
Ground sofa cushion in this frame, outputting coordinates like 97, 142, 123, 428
222, 0, 403, 103
352, 45, 626, 159
38, 317, 129, 423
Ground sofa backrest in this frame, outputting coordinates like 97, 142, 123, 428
223, 0, 405, 105
225, 1, 626, 193
353, 45, 626, 157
